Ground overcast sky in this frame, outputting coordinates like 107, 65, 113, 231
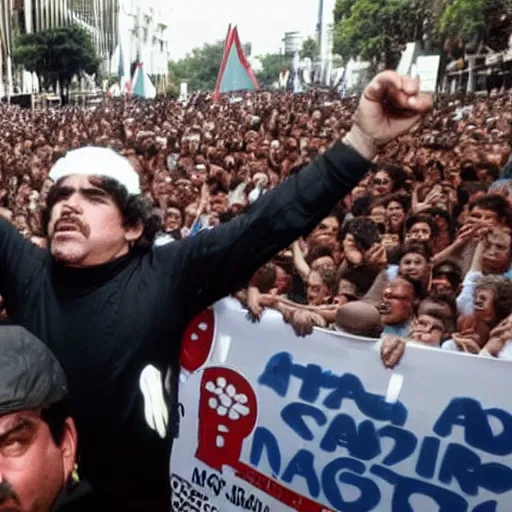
156, 0, 319, 60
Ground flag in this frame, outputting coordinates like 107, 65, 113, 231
117, 42, 131, 96
214, 26, 259, 100
131, 63, 157, 99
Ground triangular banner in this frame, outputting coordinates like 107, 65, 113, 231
214, 26, 259, 100
131, 63, 156, 99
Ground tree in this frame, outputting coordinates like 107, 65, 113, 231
256, 53, 288, 88
333, 0, 439, 71
439, 0, 512, 52
168, 41, 225, 92
13, 25, 100, 104
301, 37, 319, 60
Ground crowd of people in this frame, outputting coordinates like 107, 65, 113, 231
0, 85, 511, 362
0, 72, 511, 510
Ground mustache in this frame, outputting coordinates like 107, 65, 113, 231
54, 216, 89, 238
0, 481, 20, 506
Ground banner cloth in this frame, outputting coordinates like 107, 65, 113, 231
170, 298, 512, 512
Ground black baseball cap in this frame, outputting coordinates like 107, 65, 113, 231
0, 326, 68, 416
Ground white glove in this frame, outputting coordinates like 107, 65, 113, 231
139, 365, 169, 439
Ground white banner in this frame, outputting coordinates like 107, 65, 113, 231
415, 56, 441, 93
170, 298, 512, 512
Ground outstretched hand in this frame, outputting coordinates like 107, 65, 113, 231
345, 71, 433, 160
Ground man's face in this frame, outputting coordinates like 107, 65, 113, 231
47, 175, 141, 267
0, 410, 76, 512
474, 287, 497, 326
380, 280, 414, 325
476, 167, 493, 185
274, 266, 290, 295
310, 256, 335, 272
307, 270, 330, 306
482, 229, 512, 274
386, 201, 404, 230
369, 205, 386, 227
405, 222, 431, 244
310, 216, 339, 244
333, 279, 357, 306
431, 273, 458, 297
424, 166, 441, 184
399, 252, 429, 283
409, 314, 445, 346
371, 171, 393, 197
210, 193, 227, 214
164, 208, 182, 232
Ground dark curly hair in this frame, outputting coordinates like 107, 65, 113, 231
405, 213, 439, 238
399, 241, 433, 262
340, 216, 382, 251
42, 176, 161, 249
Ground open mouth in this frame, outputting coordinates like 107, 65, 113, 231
55, 221, 82, 235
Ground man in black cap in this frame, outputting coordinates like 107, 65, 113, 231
0, 326, 93, 512
0, 71, 432, 509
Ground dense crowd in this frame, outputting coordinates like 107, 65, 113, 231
1, 87, 512, 363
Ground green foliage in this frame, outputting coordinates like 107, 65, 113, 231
333, 0, 358, 22
256, 53, 288, 88
166, 82, 179, 98
300, 37, 319, 60
439, 0, 512, 52
168, 41, 225, 92
333, 0, 420, 69
439, 0, 487, 41
333, 0, 447, 69
13, 25, 100, 103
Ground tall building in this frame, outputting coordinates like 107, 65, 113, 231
117, 0, 169, 92
316, 0, 335, 86
283, 31, 302, 57
66, 0, 119, 59
0, 0, 119, 96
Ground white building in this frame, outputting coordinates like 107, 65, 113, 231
117, 0, 169, 92
0, 0, 119, 96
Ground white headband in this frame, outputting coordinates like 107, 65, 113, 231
49, 146, 141, 195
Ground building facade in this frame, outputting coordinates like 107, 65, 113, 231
0, 0, 119, 96
118, 0, 169, 93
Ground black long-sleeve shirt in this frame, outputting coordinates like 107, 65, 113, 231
0, 141, 370, 510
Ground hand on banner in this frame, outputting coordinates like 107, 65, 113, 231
289, 310, 326, 337
246, 286, 264, 322
481, 314, 512, 357
345, 72, 433, 160
453, 330, 481, 354
381, 335, 406, 369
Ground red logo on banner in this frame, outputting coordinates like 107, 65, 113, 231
196, 367, 258, 471
180, 309, 215, 372
194, 366, 332, 512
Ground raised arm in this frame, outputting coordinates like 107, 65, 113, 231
163, 72, 433, 315
291, 241, 311, 282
